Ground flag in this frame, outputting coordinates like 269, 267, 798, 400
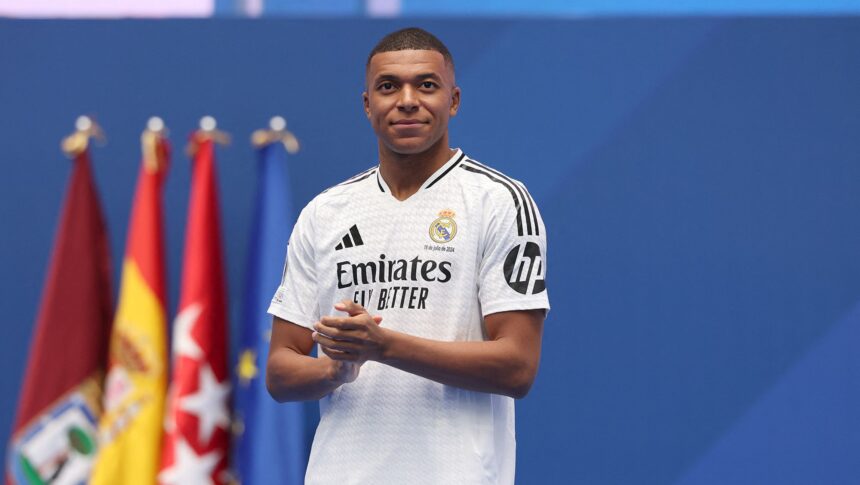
90, 127, 170, 484
6, 147, 113, 485
232, 140, 305, 484
159, 134, 230, 484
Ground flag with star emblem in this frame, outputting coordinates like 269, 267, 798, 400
90, 128, 170, 485
6, 147, 113, 485
232, 140, 306, 484
159, 134, 230, 484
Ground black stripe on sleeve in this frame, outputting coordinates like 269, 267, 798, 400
460, 163, 524, 236
465, 159, 535, 236
339, 170, 376, 186
518, 181, 540, 236
322, 168, 377, 193
425, 152, 466, 189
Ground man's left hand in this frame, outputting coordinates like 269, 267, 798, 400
313, 300, 387, 364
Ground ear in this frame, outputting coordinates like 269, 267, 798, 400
362, 91, 371, 119
449, 86, 461, 117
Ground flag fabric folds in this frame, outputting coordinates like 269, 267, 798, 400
232, 141, 305, 485
90, 130, 171, 484
6, 148, 113, 485
159, 134, 231, 484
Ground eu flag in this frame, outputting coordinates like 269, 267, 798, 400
233, 140, 305, 485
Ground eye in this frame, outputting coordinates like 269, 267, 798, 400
421, 81, 438, 89
378, 81, 395, 92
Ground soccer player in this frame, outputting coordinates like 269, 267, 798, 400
266, 27, 549, 484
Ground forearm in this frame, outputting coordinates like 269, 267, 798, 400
266, 348, 342, 402
380, 330, 537, 398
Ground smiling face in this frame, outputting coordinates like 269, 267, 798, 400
363, 49, 460, 157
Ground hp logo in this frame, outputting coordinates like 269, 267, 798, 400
503, 242, 545, 295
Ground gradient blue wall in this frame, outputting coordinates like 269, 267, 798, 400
1, 18, 859, 484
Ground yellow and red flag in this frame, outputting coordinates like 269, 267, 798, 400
159, 132, 230, 484
6, 131, 113, 485
90, 124, 171, 484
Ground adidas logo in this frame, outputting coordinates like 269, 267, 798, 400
335, 224, 364, 251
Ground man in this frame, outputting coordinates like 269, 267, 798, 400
267, 27, 549, 484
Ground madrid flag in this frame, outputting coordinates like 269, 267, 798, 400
90, 128, 170, 484
6, 147, 113, 485
159, 134, 230, 484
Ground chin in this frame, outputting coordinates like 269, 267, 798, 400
385, 140, 433, 156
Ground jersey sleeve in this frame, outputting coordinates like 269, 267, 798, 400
478, 181, 550, 316
267, 202, 319, 330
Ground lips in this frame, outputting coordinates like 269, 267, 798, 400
391, 119, 426, 126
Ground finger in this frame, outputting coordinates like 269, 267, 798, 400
319, 316, 365, 331
314, 321, 359, 339
372, 315, 383, 325
320, 345, 359, 362
334, 299, 369, 317
313, 332, 361, 353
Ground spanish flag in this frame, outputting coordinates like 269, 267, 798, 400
90, 122, 170, 485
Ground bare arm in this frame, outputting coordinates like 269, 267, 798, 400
314, 300, 544, 399
265, 316, 361, 402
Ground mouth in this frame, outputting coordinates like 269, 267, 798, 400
391, 119, 426, 126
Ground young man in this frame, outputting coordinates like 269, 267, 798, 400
267, 27, 549, 484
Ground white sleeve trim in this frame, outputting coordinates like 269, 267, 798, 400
267, 302, 316, 331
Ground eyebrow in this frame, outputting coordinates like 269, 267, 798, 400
374, 72, 443, 84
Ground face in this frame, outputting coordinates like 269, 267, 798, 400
363, 49, 460, 156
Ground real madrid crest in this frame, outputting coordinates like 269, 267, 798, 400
429, 209, 457, 244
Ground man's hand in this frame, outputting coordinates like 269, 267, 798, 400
313, 300, 386, 365
321, 355, 361, 384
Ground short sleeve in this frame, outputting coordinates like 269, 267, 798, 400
478, 182, 550, 316
268, 202, 319, 330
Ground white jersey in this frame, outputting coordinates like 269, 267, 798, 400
268, 149, 549, 485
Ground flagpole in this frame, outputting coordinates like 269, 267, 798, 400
61, 115, 106, 157
251, 116, 300, 153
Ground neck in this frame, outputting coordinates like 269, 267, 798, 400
378, 136, 455, 201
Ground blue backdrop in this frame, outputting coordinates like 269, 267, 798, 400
1, 18, 859, 484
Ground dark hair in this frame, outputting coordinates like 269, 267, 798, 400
366, 27, 454, 71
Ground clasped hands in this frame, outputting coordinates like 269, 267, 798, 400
313, 300, 387, 383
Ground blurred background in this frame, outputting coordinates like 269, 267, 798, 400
2, 1, 860, 484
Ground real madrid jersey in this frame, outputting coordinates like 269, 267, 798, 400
268, 149, 549, 485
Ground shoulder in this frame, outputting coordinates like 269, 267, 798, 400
457, 155, 535, 210
306, 165, 380, 207
293, 165, 379, 229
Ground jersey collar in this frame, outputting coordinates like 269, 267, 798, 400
375, 148, 465, 194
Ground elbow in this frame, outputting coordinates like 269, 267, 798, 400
505, 361, 538, 399
265, 360, 292, 403
508, 379, 533, 399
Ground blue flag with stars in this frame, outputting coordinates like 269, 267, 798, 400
233, 140, 305, 485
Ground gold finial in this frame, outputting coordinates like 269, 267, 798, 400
61, 115, 106, 157
251, 116, 300, 154
141, 116, 169, 173
186, 116, 231, 157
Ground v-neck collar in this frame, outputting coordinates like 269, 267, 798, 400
375, 149, 465, 199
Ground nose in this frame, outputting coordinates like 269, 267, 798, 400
396, 85, 419, 111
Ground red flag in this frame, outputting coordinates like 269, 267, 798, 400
159, 134, 230, 484
6, 148, 113, 485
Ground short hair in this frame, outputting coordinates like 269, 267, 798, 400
366, 27, 454, 72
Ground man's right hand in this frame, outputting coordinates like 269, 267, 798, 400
326, 357, 361, 384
